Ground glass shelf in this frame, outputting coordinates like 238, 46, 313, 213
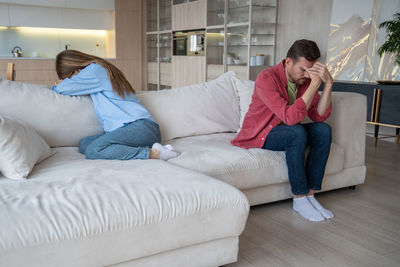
147, 0, 158, 32
228, 0, 250, 24
160, 0, 172, 31
147, 34, 158, 90
251, 33, 275, 35
159, 32, 172, 63
146, 1, 172, 90
227, 25, 248, 66
251, 22, 276, 26
252, 4, 276, 8
207, 0, 225, 26
206, 28, 225, 65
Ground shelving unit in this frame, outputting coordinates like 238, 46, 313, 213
206, 0, 278, 81
145, 0, 278, 89
146, 0, 172, 91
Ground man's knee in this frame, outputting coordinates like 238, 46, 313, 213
314, 122, 332, 143
287, 125, 307, 147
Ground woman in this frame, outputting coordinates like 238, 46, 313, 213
52, 49, 178, 161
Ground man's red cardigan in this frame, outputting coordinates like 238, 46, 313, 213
231, 60, 331, 149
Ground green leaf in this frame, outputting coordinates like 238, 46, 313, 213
378, 12, 400, 66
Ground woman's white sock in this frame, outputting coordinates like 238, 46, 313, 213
307, 195, 334, 219
152, 143, 178, 161
293, 196, 325, 222
164, 144, 174, 150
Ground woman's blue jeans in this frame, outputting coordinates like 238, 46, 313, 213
263, 122, 332, 195
78, 119, 161, 160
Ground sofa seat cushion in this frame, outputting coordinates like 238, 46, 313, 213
168, 133, 345, 190
0, 147, 249, 267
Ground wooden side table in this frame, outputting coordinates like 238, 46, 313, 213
368, 87, 400, 146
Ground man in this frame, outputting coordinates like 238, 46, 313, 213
232, 39, 334, 222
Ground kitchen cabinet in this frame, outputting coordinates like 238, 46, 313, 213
146, 0, 172, 90
1, 2, 113, 29
172, 0, 206, 31
6, 5, 112, 30
0, 4, 9, 26
0, 0, 114, 10
206, 0, 278, 81
172, 56, 205, 88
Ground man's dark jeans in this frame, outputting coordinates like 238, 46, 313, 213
263, 122, 332, 195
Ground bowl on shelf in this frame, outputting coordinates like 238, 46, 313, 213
233, 59, 241, 64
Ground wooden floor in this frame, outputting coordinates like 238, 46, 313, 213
226, 137, 400, 267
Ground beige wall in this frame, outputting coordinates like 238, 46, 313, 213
275, 0, 333, 63
114, 0, 144, 91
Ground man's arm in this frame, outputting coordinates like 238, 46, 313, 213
303, 62, 333, 115
313, 62, 333, 115
301, 65, 321, 110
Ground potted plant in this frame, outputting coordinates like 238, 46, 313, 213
377, 12, 400, 66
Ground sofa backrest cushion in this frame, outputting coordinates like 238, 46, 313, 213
138, 71, 240, 141
0, 71, 240, 146
0, 78, 103, 147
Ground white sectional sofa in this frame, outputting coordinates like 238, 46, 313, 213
0, 71, 366, 267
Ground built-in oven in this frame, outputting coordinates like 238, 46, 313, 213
173, 32, 187, 55
173, 30, 205, 56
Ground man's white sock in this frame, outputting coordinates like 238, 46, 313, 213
152, 143, 178, 161
293, 196, 325, 222
307, 195, 334, 219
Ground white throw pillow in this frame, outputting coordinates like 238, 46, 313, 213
231, 75, 255, 132
137, 71, 240, 141
0, 116, 55, 180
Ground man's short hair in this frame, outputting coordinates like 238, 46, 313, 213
286, 39, 320, 62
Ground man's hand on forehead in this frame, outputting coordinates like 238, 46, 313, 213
310, 61, 333, 85
304, 66, 321, 85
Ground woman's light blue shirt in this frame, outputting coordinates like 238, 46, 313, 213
52, 63, 155, 132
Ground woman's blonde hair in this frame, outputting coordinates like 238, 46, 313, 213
55, 50, 135, 98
